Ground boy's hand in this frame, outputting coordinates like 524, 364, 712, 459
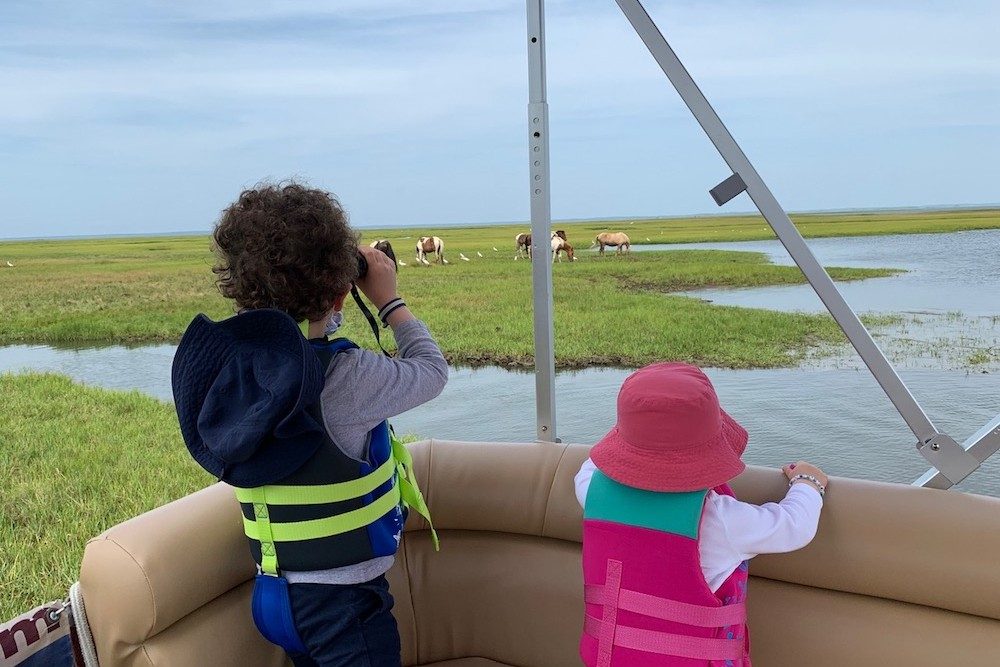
782, 461, 829, 488
357, 246, 399, 309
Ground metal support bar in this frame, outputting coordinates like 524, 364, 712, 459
613, 0, 983, 486
527, 0, 558, 442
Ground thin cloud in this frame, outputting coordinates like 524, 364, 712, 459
0, 0, 996, 236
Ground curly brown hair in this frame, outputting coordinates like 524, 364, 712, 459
212, 182, 359, 322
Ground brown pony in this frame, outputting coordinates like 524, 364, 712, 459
594, 231, 631, 255
369, 239, 398, 271
515, 232, 532, 259
416, 236, 446, 265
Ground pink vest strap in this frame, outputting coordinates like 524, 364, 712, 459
584, 615, 745, 662
585, 585, 746, 628
596, 559, 623, 667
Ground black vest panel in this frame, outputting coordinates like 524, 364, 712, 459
239, 338, 390, 571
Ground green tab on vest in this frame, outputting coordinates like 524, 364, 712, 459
584, 470, 707, 539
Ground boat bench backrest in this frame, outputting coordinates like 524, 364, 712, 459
78, 439, 1000, 666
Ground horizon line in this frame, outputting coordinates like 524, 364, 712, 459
3, 202, 999, 243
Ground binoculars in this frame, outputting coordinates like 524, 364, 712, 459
356, 242, 397, 279
356, 253, 370, 279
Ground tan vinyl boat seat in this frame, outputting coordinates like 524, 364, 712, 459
79, 440, 1000, 666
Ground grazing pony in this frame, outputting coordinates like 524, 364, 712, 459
369, 239, 398, 271
551, 233, 575, 262
515, 232, 532, 259
593, 231, 631, 255
416, 236, 446, 265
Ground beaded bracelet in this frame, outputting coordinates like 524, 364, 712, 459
788, 473, 826, 497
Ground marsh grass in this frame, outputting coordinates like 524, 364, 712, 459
3, 208, 993, 367
0, 373, 211, 617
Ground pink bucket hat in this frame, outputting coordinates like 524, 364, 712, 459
591, 362, 748, 492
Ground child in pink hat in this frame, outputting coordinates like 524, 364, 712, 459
576, 362, 827, 666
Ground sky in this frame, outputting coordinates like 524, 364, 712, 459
0, 0, 997, 238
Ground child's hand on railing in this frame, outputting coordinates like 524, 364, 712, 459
782, 461, 829, 495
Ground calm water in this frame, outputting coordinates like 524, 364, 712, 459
3, 230, 998, 496
2, 345, 997, 495
646, 229, 1000, 317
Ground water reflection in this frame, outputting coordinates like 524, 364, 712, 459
0, 343, 176, 400
394, 364, 999, 497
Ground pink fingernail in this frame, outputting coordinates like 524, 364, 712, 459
789, 464, 796, 469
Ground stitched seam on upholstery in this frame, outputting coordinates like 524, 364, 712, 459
749, 574, 1000, 622
425, 438, 434, 524
403, 527, 421, 664
540, 443, 571, 537
102, 537, 259, 644
104, 536, 158, 640
143, 579, 258, 646
405, 437, 428, 663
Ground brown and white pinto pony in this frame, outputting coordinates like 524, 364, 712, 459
515, 232, 532, 259
415, 236, 446, 265
369, 239, 398, 271
551, 230, 575, 262
593, 231, 631, 255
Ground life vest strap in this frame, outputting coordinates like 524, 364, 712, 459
243, 483, 401, 543
596, 559, 623, 667
234, 456, 397, 505
248, 487, 279, 576
585, 585, 746, 628
391, 433, 440, 551
583, 614, 744, 661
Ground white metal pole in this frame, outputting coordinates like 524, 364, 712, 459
527, 0, 558, 442
613, 0, 981, 485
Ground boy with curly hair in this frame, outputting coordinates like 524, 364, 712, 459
172, 182, 448, 666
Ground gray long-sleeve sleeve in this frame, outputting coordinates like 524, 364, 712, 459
320, 318, 448, 461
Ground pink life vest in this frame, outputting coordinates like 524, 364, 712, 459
581, 469, 750, 667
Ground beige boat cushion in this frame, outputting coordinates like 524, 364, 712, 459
79, 439, 1000, 666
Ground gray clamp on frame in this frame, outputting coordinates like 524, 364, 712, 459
710, 173, 747, 207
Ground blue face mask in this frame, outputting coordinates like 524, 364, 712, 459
323, 310, 343, 337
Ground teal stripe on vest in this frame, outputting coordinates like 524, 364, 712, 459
584, 470, 707, 539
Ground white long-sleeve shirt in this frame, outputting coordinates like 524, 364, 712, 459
575, 458, 823, 592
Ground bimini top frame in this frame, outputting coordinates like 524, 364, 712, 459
524, 0, 1000, 490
